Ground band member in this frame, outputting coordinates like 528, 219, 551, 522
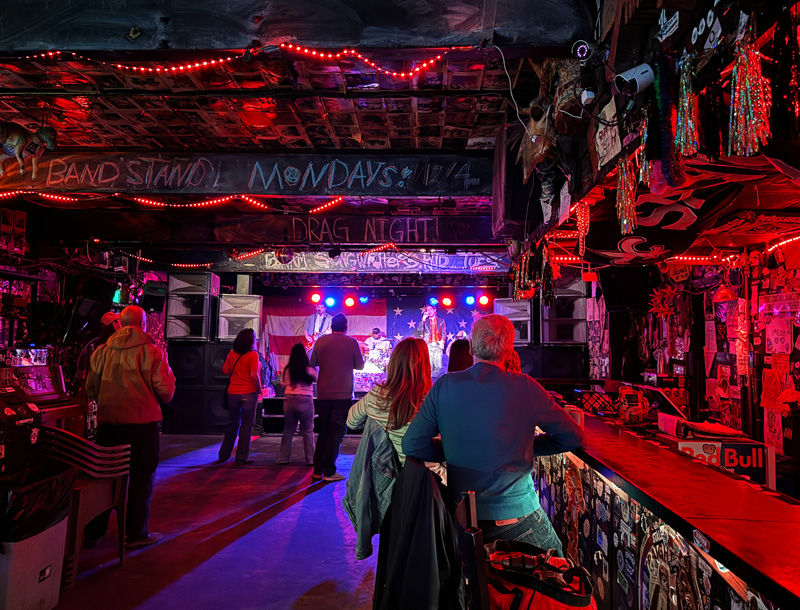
304, 302, 332, 349
417, 303, 447, 377
364, 328, 391, 354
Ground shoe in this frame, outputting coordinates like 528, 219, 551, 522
323, 473, 345, 482
311, 473, 323, 480
276, 461, 289, 465
125, 532, 163, 549
306, 463, 314, 467
235, 458, 254, 465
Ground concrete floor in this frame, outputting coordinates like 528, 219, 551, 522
55, 434, 376, 610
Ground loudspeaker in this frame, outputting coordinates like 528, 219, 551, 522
204, 342, 233, 386
168, 343, 207, 386
516, 345, 586, 380
141, 281, 167, 313
163, 386, 228, 434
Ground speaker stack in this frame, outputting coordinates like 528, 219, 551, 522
164, 341, 233, 434
165, 273, 220, 341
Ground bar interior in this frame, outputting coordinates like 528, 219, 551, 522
0, 1, 799, 609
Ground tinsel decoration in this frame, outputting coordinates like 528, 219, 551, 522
728, 31, 771, 156
650, 54, 685, 189
616, 156, 638, 235
771, 6, 800, 140
635, 117, 651, 186
675, 54, 699, 156
542, 260, 555, 307
576, 201, 590, 257
698, 54, 727, 160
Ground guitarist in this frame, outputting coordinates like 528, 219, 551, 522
304, 302, 333, 351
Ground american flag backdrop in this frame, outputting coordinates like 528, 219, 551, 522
261, 297, 387, 373
385, 297, 485, 347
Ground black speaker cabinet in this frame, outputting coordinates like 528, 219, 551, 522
204, 342, 233, 386
168, 343, 207, 386
163, 386, 228, 434
516, 345, 587, 380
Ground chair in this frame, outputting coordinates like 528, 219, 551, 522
39, 426, 130, 589
455, 490, 490, 610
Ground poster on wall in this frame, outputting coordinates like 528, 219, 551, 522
766, 317, 792, 354
764, 408, 784, 454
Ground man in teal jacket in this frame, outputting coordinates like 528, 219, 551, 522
402, 314, 584, 555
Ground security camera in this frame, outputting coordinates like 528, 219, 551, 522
613, 64, 655, 95
571, 40, 597, 63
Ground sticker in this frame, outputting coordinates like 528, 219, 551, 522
693, 529, 711, 553
621, 502, 630, 524
4, 407, 15, 416
596, 576, 605, 600
597, 529, 608, 554
617, 549, 625, 571
613, 532, 619, 547
624, 550, 636, 579
26, 402, 39, 413
583, 519, 591, 538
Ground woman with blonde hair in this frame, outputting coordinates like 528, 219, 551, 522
347, 337, 432, 464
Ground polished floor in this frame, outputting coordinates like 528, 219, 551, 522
55, 434, 376, 610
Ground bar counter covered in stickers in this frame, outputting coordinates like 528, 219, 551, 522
534, 413, 798, 610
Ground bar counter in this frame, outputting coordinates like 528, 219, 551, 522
543, 414, 800, 608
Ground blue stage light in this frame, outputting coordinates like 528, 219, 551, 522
428, 297, 438, 306
465, 295, 475, 306
325, 297, 335, 307
359, 295, 369, 304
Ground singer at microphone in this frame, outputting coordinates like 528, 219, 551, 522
417, 303, 446, 378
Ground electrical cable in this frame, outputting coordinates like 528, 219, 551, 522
493, 45, 536, 143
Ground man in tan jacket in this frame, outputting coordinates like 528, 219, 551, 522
86, 305, 176, 549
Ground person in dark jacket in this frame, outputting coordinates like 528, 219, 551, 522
402, 314, 585, 556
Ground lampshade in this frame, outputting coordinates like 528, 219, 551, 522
712, 285, 738, 303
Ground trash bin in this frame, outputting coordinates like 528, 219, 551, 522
0, 462, 77, 610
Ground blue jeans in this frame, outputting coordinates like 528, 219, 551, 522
219, 392, 259, 461
278, 394, 315, 464
478, 507, 564, 557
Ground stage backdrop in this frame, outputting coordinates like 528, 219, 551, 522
262, 298, 387, 374
385, 298, 485, 345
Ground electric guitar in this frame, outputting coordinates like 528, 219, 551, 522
306, 329, 331, 351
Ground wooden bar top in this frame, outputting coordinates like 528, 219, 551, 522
574, 414, 800, 607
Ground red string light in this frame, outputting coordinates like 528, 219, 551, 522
309, 197, 345, 214
279, 43, 446, 78
133, 195, 236, 208
238, 195, 271, 210
233, 247, 267, 260
0, 191, 25, 199
470, 265, 503, 272
361, 243, 397, 255
38, 192, 81, 202
551, 255, 581, 263
126, 252, 156, 264
172, 262, 214, 268
114, 57, 237, 73
769, 234, 800, 252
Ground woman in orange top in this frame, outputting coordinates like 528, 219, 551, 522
218, 328, 262, 465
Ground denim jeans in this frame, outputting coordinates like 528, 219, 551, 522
278, 394, 315, 464
313, 399, 351, 477
478, 507, 564, 557
219, 391, 259, 461
85, 422, 160, 541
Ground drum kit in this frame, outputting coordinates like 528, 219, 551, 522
359, 338, 393, 374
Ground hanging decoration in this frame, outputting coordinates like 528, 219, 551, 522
647, 54, 685, 193
698, 54, 727, 160
649, 285, 680, 318
576, 200, 590, 257
279, 44, 447, 79
728, 29, 771, 156
616, 156, 638, 235
771, 5, 800, 141
309, 197, 345, 213
675, 53, 699, 156
635, 117, 651, 187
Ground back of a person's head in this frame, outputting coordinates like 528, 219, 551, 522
286, 342, 314, 385
331, 313, 348, 333
471, 314, 514, 363
232, 328, 256, 354
380, 338, 432, 430
447, 339, 473, 373
120, 305, 146, 329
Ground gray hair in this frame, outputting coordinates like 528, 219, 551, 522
471, 314, 514, 363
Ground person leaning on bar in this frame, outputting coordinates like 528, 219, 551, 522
401, 314, 585, 555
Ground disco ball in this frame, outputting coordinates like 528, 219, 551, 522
275, 247, 294, 264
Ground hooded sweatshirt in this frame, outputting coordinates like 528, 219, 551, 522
86, 326, 176, 425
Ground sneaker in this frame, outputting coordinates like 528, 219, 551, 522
235, 458, 254, 465
323, 473, 345, 482
311, 473, 323, 480
125, 532, 163, 549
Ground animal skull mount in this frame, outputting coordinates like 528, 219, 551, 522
515, 98, 556, 184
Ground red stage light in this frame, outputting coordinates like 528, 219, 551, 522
441, 297, 453, 307
478, 295, 490, 306
344, 297, 355, 307
311, 293, 321, 303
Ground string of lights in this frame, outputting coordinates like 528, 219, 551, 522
360, 243, 398, 255
233, 247, 268, 260
309, 197, 345, 213
768, 234, 800, 252
279, 44, 447, 78
133, 195, 237, 208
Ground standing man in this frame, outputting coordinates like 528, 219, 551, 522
417, 303, 447, 377
402, 314, 584, 555
85, 305, 176, 549
304, 302, 333, 351
309, 313, 364, 481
